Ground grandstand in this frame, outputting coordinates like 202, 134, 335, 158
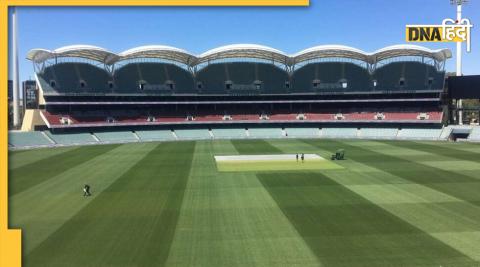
8, 43, 461, 149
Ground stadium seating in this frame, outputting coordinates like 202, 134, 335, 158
196, 62, 289, 94
8, 132, 53, 147
212, 128, 247, 139
41, 109, 443, 128
285, 128, 320, 138
256, 63, 290, 94
292, 62, 371, 93
37, 76, 56, 94
397, 128, 442, 140
195, 63, 228, 94
46, 131, 97, 145
346, 112, 376, 121
94, 131, 137, 142
112, 63, 140, 93
37, 59, 445, 95
135, 130, 175, 141
113, 63, 195, 94
39, 63, 111, 94
248, 128, 283, 138
174, 129, 212, 140
360, 128, 398, 139
268, 112, 297, 121
343, 63, 372, 91
373, 62, 404, 91
322, 128, 358, 138
373, 62, 445, 91
468, 127, 480, 140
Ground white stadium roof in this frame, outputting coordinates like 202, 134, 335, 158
118, 45, 196, 65
27, 45, 119, 64
292, 45, 370, 64
196, 44, 289, 65
27, 44, 451, 66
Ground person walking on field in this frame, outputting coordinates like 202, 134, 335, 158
301, 153, 304, 163
296, 154, 299, 162
83, 184, 91, 197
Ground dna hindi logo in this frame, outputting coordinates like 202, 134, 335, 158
406, 18, 473, 52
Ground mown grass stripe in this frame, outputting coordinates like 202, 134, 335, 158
26, 141, 195, 267
258, 172, 476, 266
9, 146, 77, 170
9, 144, 120, 196
231, 139, 282, 154
303, 139, 480, 208
384, 140, 480, 163
166, 140, 320, 266
10, 143, 157, 254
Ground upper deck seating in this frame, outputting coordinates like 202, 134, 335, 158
292, 62, 371, 93
373, 62, 445, 92
196, 62, 289, 94
113, 63, 194, 94
39, 63, 111, 94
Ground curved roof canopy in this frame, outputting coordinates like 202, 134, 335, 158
27, 45, 118, 64
27, 44, 451, 66
196, 44, 289, 65
371, 44, 452, 63
293, 45, 370, 64
118, 45, 196, 65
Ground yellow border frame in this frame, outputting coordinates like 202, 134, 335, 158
0, 0, 308, 266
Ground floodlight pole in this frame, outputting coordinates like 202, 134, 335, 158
452, 0, 466, 125
456, 3, 463, 124
12, 7, 20, 128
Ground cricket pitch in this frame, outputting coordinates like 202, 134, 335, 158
214, 154, 344, 172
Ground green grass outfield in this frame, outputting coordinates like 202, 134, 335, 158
8, 139, 480, 266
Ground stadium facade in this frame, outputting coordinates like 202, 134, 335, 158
10, 43, 480, 148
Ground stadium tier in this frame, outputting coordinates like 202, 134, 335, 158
292, 62, 372, 93
37, 60, 445, 95
40, 110, 444, 128
93, 131, 138, 142
196, 62, 289, 94
8, 132, 53, 147
397, 128, 443, 140
45, 131, 97, 145
467, 127, 480, 141
135, 130, 176, 141
360, 128, 399, 139
248, 128, 283, 138
322, 128, 358, 138
10, 126, 480, 148
30, 44, 449, 96
285, 127, 320, 138
211, 128, 247, 139
174, 129, 212, 140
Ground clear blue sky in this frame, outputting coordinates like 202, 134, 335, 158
8, 0, 480, 82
